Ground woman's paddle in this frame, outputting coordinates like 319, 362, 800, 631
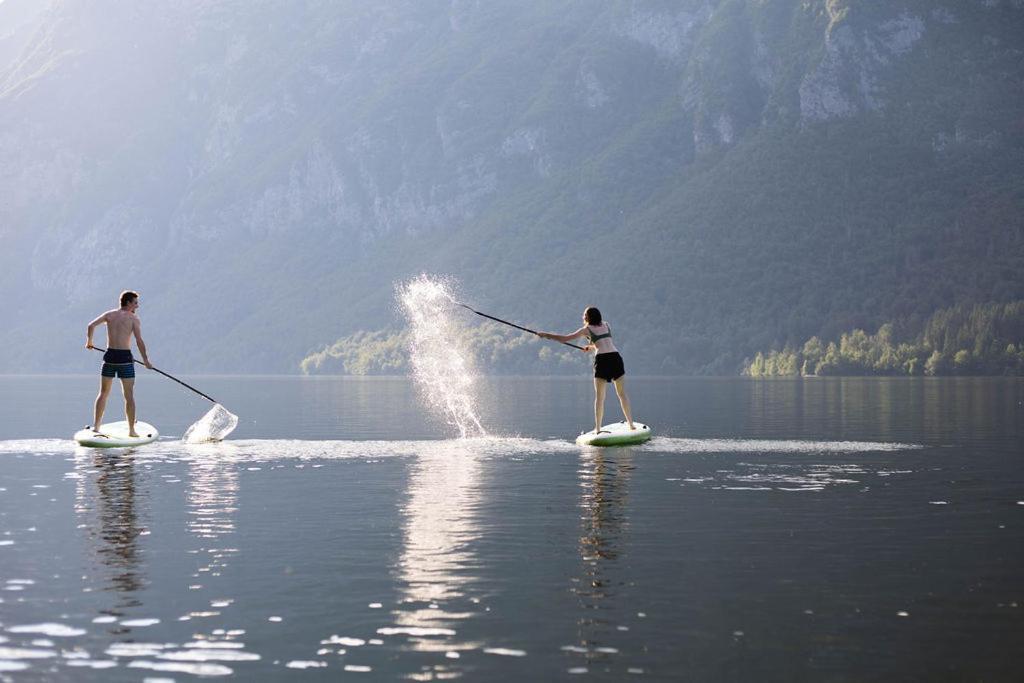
453, 302, 587, 350
90, 346, 219, 403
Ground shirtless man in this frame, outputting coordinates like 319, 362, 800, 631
86, 290, 153, 437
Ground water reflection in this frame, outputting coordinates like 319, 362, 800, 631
160, 446, 253, 676
188, 450, 239, 540
569, 449, 634, 667
74, 449, 147, 623
185, 446, 240, 603
744, 377, 1024, 446
382, 444, 485, 676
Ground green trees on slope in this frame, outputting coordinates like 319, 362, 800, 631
301, 322, 584, 376
744, 301, 1024, 376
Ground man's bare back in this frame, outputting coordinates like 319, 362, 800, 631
96, 308, 140, 350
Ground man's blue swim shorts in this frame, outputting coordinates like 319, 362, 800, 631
101, 348, 135, 379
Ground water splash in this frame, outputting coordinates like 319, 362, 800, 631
397, 276, 487, 438
182, 404, 239, 444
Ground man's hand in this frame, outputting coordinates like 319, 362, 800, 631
143, 358, 153, 370
86, 341, 95, 350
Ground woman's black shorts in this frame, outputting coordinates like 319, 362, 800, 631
594, 352, 625, 383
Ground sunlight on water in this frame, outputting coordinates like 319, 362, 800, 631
387, 445, 486, 656
0, 435, 919, 460
397, 275, 487, 438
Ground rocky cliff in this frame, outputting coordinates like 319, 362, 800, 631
1, 0, 1021, 373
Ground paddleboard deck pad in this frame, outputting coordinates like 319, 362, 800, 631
74, 421, 159, 448
576, 422, 651, 447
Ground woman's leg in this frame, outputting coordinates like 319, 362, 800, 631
593, 378, 608, 433
612, 376, 634, 429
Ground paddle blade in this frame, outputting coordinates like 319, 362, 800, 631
182, 403, 239, 444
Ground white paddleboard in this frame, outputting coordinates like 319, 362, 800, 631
74, 421, 159, 448
576, 421, 651, 447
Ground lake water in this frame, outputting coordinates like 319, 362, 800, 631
0, 375, 1022, 681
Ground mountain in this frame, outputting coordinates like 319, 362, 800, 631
1, 0, 1022, 374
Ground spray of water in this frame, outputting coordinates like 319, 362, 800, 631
182, 403, 239, 444
398, 276, 487, 438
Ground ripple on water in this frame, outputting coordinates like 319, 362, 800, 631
483, 648, 527, 657
376, 627, 456, 637
0, 433, 918, 466
128, 660, 234, 676
65, 660, 118, 669
184, 641, 245, 649
321, 636, 366, 646
644, 436, 920, 454
0, 647, 58, 659
8, 624, 87, 637
157, 649, 260, 662
286, 660, 327, 669
670, 461, 915, 493
106, 643, 168, 658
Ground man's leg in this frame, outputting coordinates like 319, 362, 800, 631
93, 376, 113, 430
121, 378, 137, 436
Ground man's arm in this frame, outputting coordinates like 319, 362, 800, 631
86, 312, 108, 349
133, 317, 153, 368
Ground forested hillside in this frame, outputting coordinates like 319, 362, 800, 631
744, 301, 1024, 377
1, 1, 1022, 374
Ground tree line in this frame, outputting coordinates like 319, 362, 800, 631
744, 301, 1024, 376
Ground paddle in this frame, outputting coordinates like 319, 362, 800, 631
89, 346, 238, 442
90, 346, 219, 403
453, 302, 587, 350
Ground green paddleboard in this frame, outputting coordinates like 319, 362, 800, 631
576, 422, 651, 447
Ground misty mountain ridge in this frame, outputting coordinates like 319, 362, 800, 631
1, 0, 1022, 374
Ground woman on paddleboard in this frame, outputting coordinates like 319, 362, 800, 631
540, 307, 635, 435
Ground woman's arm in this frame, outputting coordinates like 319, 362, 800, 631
538, 326, 589, 344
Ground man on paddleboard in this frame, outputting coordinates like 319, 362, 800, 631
86, 290, 153, 437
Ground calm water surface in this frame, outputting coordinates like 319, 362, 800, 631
0, 375, 1022, 681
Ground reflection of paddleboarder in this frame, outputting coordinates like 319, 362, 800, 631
539, 307, 635, 435
86, 290, 153, 437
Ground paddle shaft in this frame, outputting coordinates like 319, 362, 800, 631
90, 346, 219, 404
456, 303, 586, 350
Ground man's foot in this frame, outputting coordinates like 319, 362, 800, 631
128, 432, 139, 438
